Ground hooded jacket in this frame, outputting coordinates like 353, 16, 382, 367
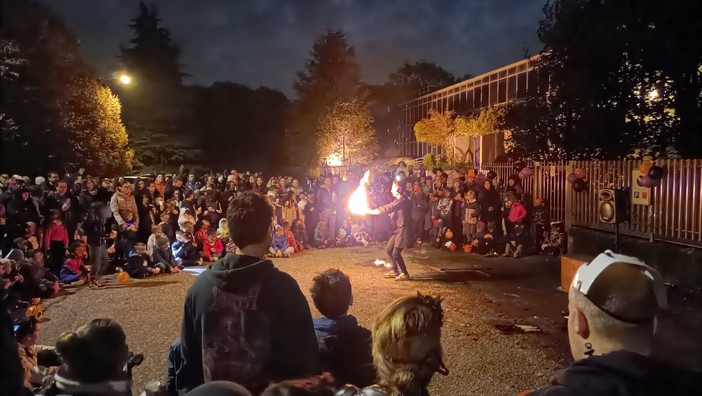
178, 253, 319, 394
314, 315, 375, 388
524, 350, 702, 396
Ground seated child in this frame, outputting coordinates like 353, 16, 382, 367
471, 221, 496, 256
194, 219, 210, 249
314, 220, 331, 249
350, 222, 370, 247
25, 222, 40, 251
17, 249, 60, 299
283, 221, 300, 253
270, 225, 294, 258
541, 222, 565, 256
172, 230, 201, 267
216, 218, 229, 242
119, 209, 139, 260
125, 243, 160, 279
59, 241, 90, 284
202, 229, 224, 262
503, 223, 529, 258
335, 219, 352, 247
310, 269, 375, 388
146, 224, 164, 258
291, 219, 306, 251
152, 236, 181, 273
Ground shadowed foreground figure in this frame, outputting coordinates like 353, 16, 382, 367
522, 250, 702, 396
337, 292, 449, 396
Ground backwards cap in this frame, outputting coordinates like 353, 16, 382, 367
573, 250, 667, 323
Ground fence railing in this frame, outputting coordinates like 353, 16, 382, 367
475, 159, 702, 248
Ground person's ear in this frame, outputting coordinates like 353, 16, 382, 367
574, 308, 590, 340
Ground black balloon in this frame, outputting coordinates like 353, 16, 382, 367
572, 178, 587, 192
487, 170, 497, 180
648, 165, 664, 180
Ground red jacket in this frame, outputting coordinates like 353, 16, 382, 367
508, 202, 527, 224
63, 256, 84, 275
202, 237, 223, 261
44, 222, 69, 249
286, 230, 299, 253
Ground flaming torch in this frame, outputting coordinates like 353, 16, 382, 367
348, 170, 371, 216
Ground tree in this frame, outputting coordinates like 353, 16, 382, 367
387, 61, 457, 97
414, 107, 504, 164
60, 78, 133, 175
317, 97, 378, 167
505, 0, 702, 160
291, 29, 361, 171
0, 0, 86, 174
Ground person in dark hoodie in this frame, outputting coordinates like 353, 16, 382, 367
177, 191, 319, 395
522, 250, 702, 396
310, 269, 375, 388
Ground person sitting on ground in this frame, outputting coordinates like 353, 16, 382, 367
195, 219, 211, 250
292, 219, 307, 251
125, 242, 160, 279
45, 318, 135, 396
271, 224, 294, 258
314, 220, 331, 249
217, 218, 229, 243
177, 191, 319, 394
15, 249, 60, 299
310, 269, 375, 388
151, 236, 181, 273
202, 229, 224, 262
261, 373, 335, 396
503, 223, 529, 258
541, 222, 565, 256
16, 317, 60, 391
146, 224, 163, 259
521, 250, 702, 396
172, 230, 201, 267
350, 222, 370, 247
283, 221, 301, 253
159, 212, 176, 244
338, 293, 449, 396
59, 241, 90, 285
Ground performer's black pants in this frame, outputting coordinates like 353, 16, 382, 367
385, 235, 409, 276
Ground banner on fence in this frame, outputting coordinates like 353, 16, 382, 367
631, 170, 651, 206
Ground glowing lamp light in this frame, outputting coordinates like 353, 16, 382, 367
119, 74, 132, 85
348, 170, 371, 215
648, 89, 658, 100
326, 153, 343, 167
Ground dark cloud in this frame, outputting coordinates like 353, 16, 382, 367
39, 0, 544, 94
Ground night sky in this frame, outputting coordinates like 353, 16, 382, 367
40, 0, 544, 95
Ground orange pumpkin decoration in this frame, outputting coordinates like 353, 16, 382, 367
463, 244, 473, 253
445, 230, 454, 239
117, 271, 130, 283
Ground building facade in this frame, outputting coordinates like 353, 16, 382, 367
399, 56, 541, 163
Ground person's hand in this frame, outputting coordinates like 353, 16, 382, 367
511, 241, 516, 246
14, 274, 24, 283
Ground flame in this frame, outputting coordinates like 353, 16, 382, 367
348, 170, 371, 215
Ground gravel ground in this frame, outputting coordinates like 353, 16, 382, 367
39, 245, 567, 395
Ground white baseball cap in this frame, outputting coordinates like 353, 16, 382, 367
573, 250, 667, 322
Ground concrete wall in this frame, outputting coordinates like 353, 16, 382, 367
567, 227, 702, 301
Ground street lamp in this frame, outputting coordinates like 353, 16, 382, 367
118, 74, 132, 85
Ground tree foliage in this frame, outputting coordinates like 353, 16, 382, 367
505, 0, 702, 160
60, 78, 133, 174
317, 97, 378, 166
291, 29, 361, 171
1, 0, 127, 175
387, 60, 457, 97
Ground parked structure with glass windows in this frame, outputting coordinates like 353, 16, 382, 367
399, 56, 542, 163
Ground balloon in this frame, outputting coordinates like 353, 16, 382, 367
572, 179, 587, 192
639, 162, 652, 175
519, 167, 532, 178
567, 173, 577, 184
648, 165, 664, 180
637, 175, 660, 188
487, 170, 497, 180
445, 230, 454, 239
574, 168, 587, 179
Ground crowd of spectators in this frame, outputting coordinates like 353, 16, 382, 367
1, 167, 697, 396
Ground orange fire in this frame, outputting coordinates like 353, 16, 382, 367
348, 170, 371, 215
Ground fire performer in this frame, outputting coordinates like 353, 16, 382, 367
365, 181, 413, 281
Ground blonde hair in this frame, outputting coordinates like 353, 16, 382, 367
372, 293, 444, 395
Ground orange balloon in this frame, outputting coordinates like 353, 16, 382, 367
445, 230, 454, 239
639, 162, 652, 175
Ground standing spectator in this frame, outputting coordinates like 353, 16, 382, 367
44, 180, 79, 241
317, 177, 335, 242
43, 210, 68, 275
532, 198, 550, 248
449, 178, 464, 244
478, 180, 501, 224
154, 173, 167, 197
110, 181, 139, 230
462, 190, 481, 245
177, 192, 319, 394
82, 202, 109, 285
165, 176, 184, 200
186, 174, 201, 192
410, 183, 428, 244
505, 176, 524, 202
7, 187, 41, 242
506, 196, 527, 235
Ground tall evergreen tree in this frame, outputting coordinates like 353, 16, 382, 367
290, 29, 361, 171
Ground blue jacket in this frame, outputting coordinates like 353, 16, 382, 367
314, 315, 375, 387
271, 232, 289, 251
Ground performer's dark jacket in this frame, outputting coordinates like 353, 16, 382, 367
523, 350, 702, 396
377, 194, 414, 249
177, 253, 319, 394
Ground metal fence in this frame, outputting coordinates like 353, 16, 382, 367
476, 159, 702, 248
